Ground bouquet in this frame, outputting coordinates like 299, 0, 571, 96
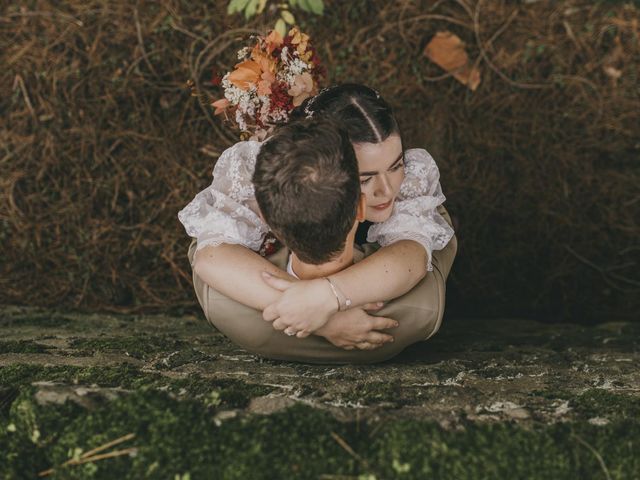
211, 28, 324, 140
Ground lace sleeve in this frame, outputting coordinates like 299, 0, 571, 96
177, 141, 269, 260
367, 148, 455, 271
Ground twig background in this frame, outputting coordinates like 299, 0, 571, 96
1, 0, 638, 321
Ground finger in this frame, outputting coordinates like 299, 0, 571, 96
362, 302, 385, 311
343, 346, 355, 351
262, 303, 279, 322
372, 316, 399, 330
296, 330, 310, 338
365, 332, 394, 344
261, 271, 294, 291
356, 342, 377, 351
272, 319, 288, 331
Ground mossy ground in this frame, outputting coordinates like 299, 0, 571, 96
1, 306, 638, 479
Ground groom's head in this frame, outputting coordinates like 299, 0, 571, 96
253, 118, 360, 265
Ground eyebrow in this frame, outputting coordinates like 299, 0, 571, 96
359, 152, 404, 177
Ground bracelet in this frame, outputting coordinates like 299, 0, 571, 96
325, 277, 352, 311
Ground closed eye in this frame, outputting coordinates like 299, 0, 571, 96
390, 161, 404, 172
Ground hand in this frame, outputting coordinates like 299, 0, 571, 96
261, 272, 339, 337
315, 304, 398, 350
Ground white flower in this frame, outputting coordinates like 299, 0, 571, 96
280, 46, 289, 64
287, 58, 308, 76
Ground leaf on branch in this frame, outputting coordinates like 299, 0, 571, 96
244, 0, 259, 19
424, 31, 481, 91
297, 0, 324, 15
227, 0, 251, 15
281, 10, 296, 25
307, 0, 324, 15
275, 18, 287, 37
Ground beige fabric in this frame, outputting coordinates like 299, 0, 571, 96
188, 205, 457, 364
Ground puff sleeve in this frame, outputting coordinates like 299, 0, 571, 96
366, 148, 455, 271
177, 141, 269, 259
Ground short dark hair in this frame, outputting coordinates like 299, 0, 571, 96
291, 84, 400, 144
253, 118, 360, 265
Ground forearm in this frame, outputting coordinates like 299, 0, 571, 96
331, 240, 427, 306
193, 244, 295, 310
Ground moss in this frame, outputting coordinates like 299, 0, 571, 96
0, 341, 52, 354
68, 335, 190, 359
153, 348, 214, 369
163, 374, 275, 408
0, 310, 72, 328
0, 364, 156, 391
365, 420, 640, 479
3, 388, 86, 478
571, 389, 640, 420
33, 397, 356, 480
341, 380, 405, 406
0, 364, 274, 410
528, 389, 573, 401
2, 395, 640, 480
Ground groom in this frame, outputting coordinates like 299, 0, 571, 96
188, 118, 457, 363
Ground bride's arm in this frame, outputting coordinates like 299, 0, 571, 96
328, 239, 427, 303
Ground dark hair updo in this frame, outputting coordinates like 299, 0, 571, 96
291, 84, 400, 145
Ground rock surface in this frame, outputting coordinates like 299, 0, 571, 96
1, 306, 639, 478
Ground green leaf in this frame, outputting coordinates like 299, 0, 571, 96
281, 10, 295, 25
227, 0, 250, 15
275, 18, 287, 37
307, 0, 324, 15
289, 0, 298, 6
296, 0, 312, 13
244, 0, 259, 19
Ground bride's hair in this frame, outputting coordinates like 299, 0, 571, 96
291, 84, 400, 145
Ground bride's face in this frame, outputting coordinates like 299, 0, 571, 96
353, 134, 405, 223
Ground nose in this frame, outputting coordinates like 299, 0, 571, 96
374, 174, 393, 198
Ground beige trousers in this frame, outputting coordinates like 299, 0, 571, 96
188, 206, 457, 364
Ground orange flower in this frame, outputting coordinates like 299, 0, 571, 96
288, 27, 309, 56
212, 98, 230, 115
228, 60, 262, 90
264, 30, 283, 54
257, 70, 275, 96
288, 72, 316, 106
251, 48, 277, 75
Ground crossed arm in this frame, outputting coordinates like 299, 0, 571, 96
193, 239, 427, 349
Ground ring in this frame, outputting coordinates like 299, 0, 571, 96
285, 329, 297, 336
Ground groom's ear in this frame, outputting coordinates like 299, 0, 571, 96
356, 193, 367, 222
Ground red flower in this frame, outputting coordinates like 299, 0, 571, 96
211, 67, 223, 86
269, 81, 293, 113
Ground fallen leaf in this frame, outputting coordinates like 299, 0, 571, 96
424, 31, 481, 91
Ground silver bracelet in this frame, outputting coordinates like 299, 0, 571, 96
325, 277, 352, 311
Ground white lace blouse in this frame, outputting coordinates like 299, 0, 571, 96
178, 141, 454, 271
